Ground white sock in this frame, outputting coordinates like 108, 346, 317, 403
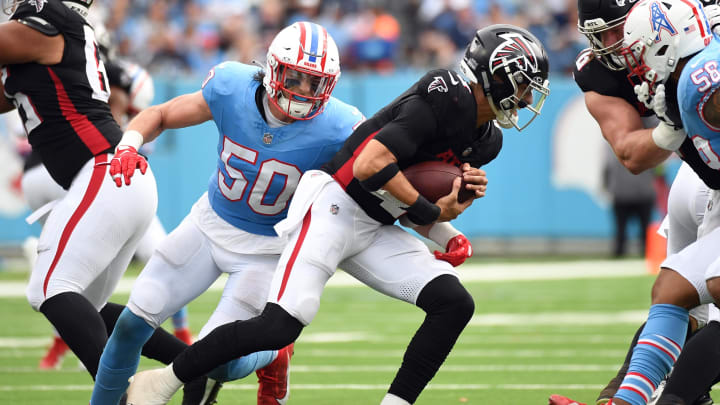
162, 364, 183, 390
380, 393, 411, 405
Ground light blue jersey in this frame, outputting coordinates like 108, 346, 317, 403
678, 34, 720, 171
201, 62, 364, 235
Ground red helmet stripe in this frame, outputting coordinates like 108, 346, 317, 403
320, 25, 328, 71
513, 37, 535, 64
678, 0, 707, 37
297, 22, 307, 63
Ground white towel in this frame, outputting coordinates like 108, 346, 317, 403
274, 170, 334, 238
25, 199, 58, 225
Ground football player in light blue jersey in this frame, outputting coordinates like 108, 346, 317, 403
91, 21, 364, 405
602, 1, 720, 405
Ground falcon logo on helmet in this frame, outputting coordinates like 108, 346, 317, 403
490, 33, 539, 75
650, 1, 678, 42
29, 0, 45, 12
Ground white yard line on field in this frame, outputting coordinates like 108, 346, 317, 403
0, 383, 608, 392
0, 364, 622, 374
0, 307, 645, 349
0, 259, 649, 298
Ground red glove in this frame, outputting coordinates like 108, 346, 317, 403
109, 145, 147, 187
434, 234, 473, 267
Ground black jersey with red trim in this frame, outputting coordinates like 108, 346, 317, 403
322, 69, 503, 224
2, 0, 120, 189
573, 49, 720, 189
573, 48, 655, 118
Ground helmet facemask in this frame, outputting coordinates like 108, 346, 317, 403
3, 0, 22, 15
3, 0, 93, 17
619, 38, 664, 95
578, 15, 627, 71
266, 55, 338, 120
488, 69, 549, 131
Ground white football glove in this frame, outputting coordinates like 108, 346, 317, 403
634, 82, 676, 125
705, 4, 720, 34
634, 81, 653, 109
634, 82, 685, 150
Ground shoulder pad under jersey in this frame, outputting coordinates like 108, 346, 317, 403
16, 16, 59, 36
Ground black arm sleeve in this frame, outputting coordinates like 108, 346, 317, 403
373, 97, 438, 163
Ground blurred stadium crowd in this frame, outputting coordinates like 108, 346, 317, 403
94, 0, 583, 77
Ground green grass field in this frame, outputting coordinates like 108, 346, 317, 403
0, 258, 657, 404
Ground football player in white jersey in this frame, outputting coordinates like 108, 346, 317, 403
91, 22, 366, 405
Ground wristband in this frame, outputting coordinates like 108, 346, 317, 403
405, 195, 441, 225
117, 130, 145, 150
358, 163, 400, 191
651, 121, 685, 151
428, 222, 462, 249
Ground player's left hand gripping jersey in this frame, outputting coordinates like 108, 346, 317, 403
677, 35, 720, 178
202, 62, 364, 236
323, 69, 503, 224
1, 0, 121, 189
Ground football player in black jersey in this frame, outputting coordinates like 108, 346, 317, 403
548, 1, 720, 405
122, 24, 551, 405
0, 0, 191, 390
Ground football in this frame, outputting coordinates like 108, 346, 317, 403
402, 161, 474, 203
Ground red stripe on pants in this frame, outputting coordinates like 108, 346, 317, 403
43, 155, 108, 296
277, 207, 313, 300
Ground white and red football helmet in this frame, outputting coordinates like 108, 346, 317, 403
263, 21, 340, 120
122, 61, 154, 116
621, 0, 712, 92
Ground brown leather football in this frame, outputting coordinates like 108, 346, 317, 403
402, 161, 473, 203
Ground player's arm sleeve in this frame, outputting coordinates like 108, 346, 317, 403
200, 65, 228, 126
373, 97, 438, 162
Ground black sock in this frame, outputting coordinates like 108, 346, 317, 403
662, 321, 720, 404
100, 302, 188, 365
388, 275, 475, 403
39, 292, 107, 378
173, 303, 302, 383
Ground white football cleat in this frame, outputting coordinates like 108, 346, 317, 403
126, 365, 183, 405
647, 376, 666, 405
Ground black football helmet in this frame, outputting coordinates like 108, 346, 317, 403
577, 0, 635, 71
459, 24, 550, 131
3, 0, 93, 15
